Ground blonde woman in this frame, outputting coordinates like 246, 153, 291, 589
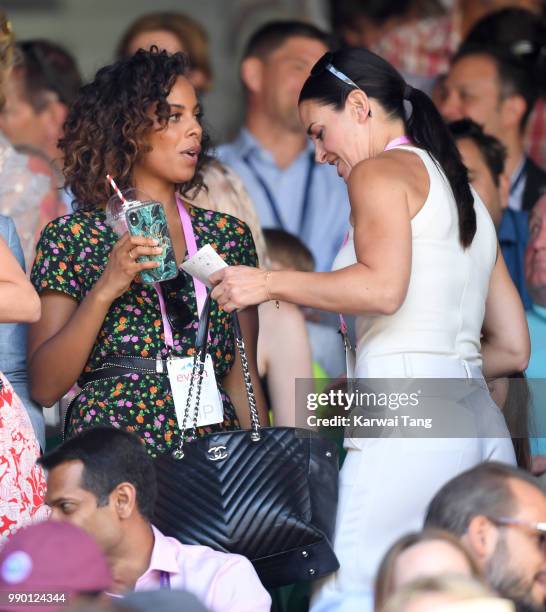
0, 14, 47, 540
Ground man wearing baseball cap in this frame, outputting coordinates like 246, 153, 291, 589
0, 521, 111, 611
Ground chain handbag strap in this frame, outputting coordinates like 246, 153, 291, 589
171, 294, 261, 459
231, 311, 261, 442
172, 293, 212, 459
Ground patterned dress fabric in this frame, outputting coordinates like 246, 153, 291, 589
0, 373, 47, 541
30, 205, 257, 456
0, 132, 64, 270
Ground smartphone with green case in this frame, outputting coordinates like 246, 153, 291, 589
125, 200, 178, 284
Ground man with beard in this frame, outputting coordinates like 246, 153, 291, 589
217, 21, 350, 272
424, 462, 546, 611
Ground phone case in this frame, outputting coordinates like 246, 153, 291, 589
125, 200, 178, 284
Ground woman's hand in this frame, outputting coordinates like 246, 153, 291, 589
93, 233, 163, 304
209, 266, 269, 312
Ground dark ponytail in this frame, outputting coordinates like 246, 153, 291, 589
299, 48, 476, 248
404, 86, 476, 247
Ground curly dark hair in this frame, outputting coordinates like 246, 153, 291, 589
60, 48, 210, 211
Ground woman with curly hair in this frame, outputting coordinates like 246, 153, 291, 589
27, 49, 268, 455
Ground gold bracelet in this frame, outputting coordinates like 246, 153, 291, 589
264, 271, 280, 309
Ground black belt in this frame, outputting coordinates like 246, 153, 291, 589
80, 356, 169, 385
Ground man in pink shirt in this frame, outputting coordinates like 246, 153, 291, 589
38, 426, 271, 612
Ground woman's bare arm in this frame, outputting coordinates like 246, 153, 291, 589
211, 158, 413, 315
0, 237, 40, 323
28, 233, 163, 407
481, 247, 530, 378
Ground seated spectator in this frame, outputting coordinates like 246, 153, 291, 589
424, 462, 546, 612
374, 529, 482, 611
116, 12, 212, 94
0, 39, 82, 213
462, 7, 546, 174
449, 119, 509, 230
525, 195, 546, 461
381, 575, 513, 612
38, 426, 271, 612
0, 521, 112, 608
440, 45, 546, 308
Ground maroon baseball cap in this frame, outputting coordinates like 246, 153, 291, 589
0, 521, 112, 611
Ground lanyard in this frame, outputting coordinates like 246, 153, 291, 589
154, 195, 207, 350
338, 135, 411, 349
384, 135, 411, 151
159, 570, 171, 590
510, 157, 529, 196
242, 151, 315, 235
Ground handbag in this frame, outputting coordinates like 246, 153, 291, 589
153, 295, 340, 589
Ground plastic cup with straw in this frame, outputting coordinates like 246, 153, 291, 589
105, 174, 133, 235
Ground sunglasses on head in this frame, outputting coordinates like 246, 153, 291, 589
161, 273, 194, 333
311, 52, 361, 90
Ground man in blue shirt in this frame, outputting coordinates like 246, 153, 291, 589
526, 196, 546, 377
526, 195, 546, 462
0, 214, 44, 449
216, 21, 350, 273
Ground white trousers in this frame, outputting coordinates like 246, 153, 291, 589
311, 353, 516, 611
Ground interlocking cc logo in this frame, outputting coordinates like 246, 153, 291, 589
207, 445, 228, 461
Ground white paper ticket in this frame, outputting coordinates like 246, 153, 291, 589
180, 244, 228, 288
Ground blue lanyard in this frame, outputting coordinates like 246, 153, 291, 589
159, 571, 171, 590
242, 151, 315, 236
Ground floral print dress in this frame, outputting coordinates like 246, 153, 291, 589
30, 205, 258, 456
0, 373, 48, 540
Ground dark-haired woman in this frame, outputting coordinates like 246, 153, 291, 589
210, 48, 529, 605
27, 49, 268, 457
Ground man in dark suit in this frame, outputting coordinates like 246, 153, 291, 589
440, 45, 546, 307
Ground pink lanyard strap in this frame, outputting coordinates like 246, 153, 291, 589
337, 136, 410, 350
155, 196, 208, 350
384, 135, 410, 151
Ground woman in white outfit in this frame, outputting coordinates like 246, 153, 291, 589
210, 48, 530, 608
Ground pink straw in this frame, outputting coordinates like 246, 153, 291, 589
106, 174, 127, 205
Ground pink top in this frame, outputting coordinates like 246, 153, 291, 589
135, 526, 271, 612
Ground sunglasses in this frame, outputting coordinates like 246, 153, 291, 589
487, 516, 546, 552
161, 273, 194, 333
311, 52, 361, 90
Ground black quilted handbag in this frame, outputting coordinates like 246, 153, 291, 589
153, 295, 340, 589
